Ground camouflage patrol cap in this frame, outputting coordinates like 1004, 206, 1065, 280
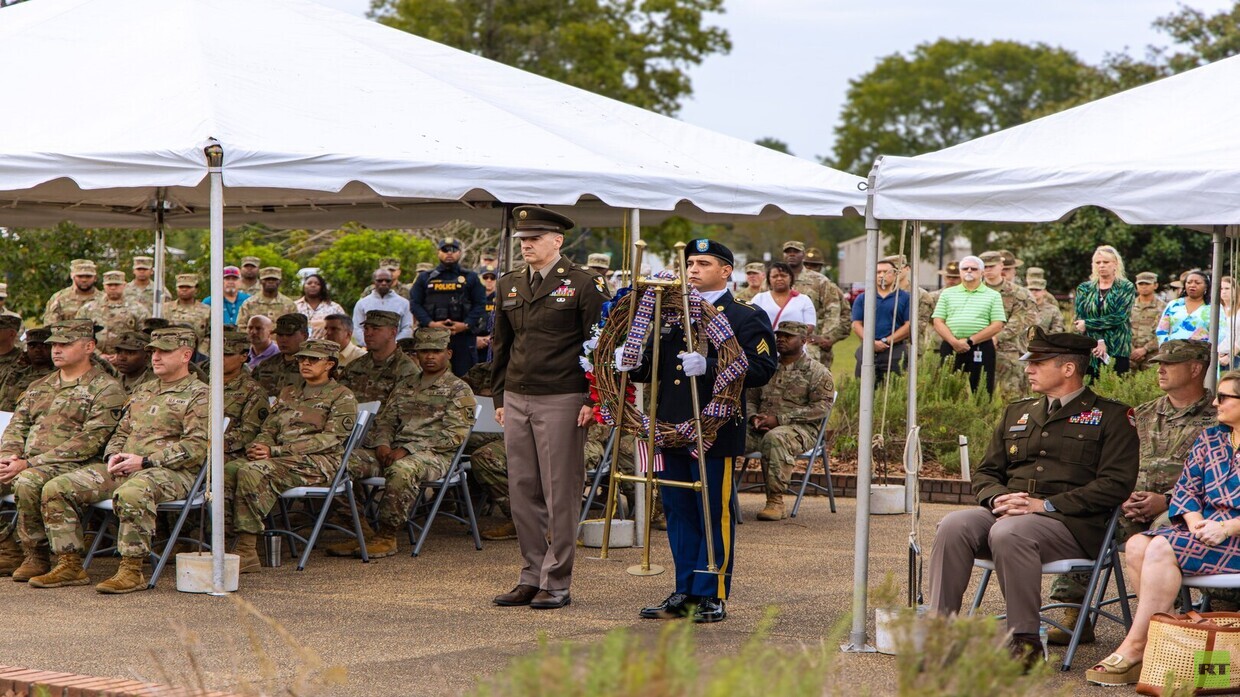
1000, 250, 1023, 269
782, 240, 806, 252
176, 273, 198, 287
294, 339, 341, 360
1135, 271, 1158, 285
512, 205, 574, 237
1170, 280, 1184, 290
240, 256, 261, 268
0, 315, 21, 332
1026, 277, 1047, 290
979, 251, 1003, 267
146, 327, 197, 351
112, 331, 149, 351
259, 266, 282, 280
939, 261, 961, 279
1025, 266, 1046, 280
744, 262, 765, 274
805, 248, 825, 263
464, 361, 493, 394
587, 253, 610, 270
379, 257, 401, 270
142, 317, 171, 333
774, 320, 810, 338
1149, 339, 1212, 364
396, 337, 418, 356
222, 330, 250, 355
274, 313, 309, 335
70, 259, 97, 276
413, 326, 451, 351
362, 310, 400, 328
47, 319, 97, 344
0, 282, 8, 298
132, 256, 154, 270
415, 263, 433, 273
1019, 327, 1096, 362
25, 327, 51, 344
102, 270, 126, 285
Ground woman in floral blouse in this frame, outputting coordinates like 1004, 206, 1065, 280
1073, 245, 1136, 375
1155, 269, 1212, 346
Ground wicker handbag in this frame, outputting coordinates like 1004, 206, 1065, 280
1136, 611, 1240, 695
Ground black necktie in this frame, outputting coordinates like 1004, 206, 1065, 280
531, 271, 544, 293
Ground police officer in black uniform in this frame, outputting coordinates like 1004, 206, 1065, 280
476, 263, 499, 363
410, 237, 488, 376
619, 239, 778, 623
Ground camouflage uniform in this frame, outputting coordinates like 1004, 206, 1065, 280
0, 356, 55, 412
42, 366, 208, 558
43, 287, 99, 325
250, 354, 303, 398
1130, 297, 1167, 370
351, 366, 475, 529
76, 297, 150, 352
224, 370, 269, 456
226, 370, 357, 534
164, 300, 211, 353
123, 282, 157, 313
2, 365, 125, 549
744, 349, 835, 497
339, 343, 420, 438
1032, 293, 1065, 333
792, 268, 851, 368
918, 288, 942, 354
0, 347, 23, 384
117, 367, 154, 394
236, 292, 297, 330
986, 277, 1038, 399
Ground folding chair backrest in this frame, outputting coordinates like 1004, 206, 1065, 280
809, 391, 839, 457
357, 400, 380, 416
444, 405, 483, 478
472, 396, 502, 435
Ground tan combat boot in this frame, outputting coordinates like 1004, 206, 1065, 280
365, 525, 399, 558
756, 493, 786, 521
480, 520, 518, 541
95, 556, 146, 594
0, 535, 22, 576
235, 533, 261, 574
28, 552, 88, 588
325, 516, 376, 557
11, 542, 51, 582
1046, 607, 1094, 645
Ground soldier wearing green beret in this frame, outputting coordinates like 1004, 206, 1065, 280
77, 270, 150, 355
251, 313, 309, 398
31, 327, 207, 593
236, 267, 297, 330
0, 320, 125, 579
43, 259, 100, 325
744, 320, 835, 521
0, 329, 55, 412
329, 327, 476, 558
227, 339, 358, 574
164, 274, 211, 354
109, 331, 154, 393
928, 329, 1139, 666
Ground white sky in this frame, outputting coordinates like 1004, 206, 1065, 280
314, 0, 1231, 170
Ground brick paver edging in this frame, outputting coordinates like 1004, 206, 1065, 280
0, 665, 237, 697
736, 471, 974, 505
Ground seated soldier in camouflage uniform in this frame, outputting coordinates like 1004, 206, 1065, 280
0, 320, 126, 579
328, 328, 475, 558
744, 321, 835, 521
221, 330, 268, 457
108, 331, 154, 393
227, 339, 357, 574
339, 309, 420, 444
31, 327, 208, 593
1046, 339, 1233, 642
251, 313, 308, 398
0, 328, 55, 412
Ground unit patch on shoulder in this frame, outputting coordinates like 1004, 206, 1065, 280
595, 277, 608, 295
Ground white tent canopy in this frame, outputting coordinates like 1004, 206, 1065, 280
872, 52, 1240, 225
0, 0, 864, 228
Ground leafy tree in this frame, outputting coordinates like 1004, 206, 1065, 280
830, 39, 1096, 174
1154, 2, 1240, 73
755, 137, 791, 155
369, 0, 731, 115
310, 228, 436, 308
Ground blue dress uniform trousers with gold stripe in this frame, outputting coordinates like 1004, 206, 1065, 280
633, 291, 777, 599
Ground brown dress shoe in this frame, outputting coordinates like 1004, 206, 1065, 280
493, 584, 540, 606
530, 589, 571, 609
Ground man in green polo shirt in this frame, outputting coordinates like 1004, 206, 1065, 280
931, 254, 1006, 394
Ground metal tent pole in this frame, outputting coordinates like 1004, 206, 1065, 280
205, 143, 229, 595
842, 160, 881, 653
905, 224, 919, 513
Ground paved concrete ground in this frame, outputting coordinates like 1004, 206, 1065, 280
2, 495, 1127, 696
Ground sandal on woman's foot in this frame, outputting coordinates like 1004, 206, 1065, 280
1085, 653, 1143, 686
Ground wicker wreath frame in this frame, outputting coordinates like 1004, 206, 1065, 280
592, 286, 746, 449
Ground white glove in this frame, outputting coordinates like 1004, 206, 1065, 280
678, 351, 706, 377
615, 347, 641, 372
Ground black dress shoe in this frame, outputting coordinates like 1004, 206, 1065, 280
1009, 633, 1042, 673
493, 584, 540, 606
640, 592, 695, 620
529, 589, 571, 609
692, 597, 726, 623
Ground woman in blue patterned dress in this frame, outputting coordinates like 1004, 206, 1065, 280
1073, 245, 1136, 375
1156, 269, 1212, 345
1087, 369, 1240, 686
